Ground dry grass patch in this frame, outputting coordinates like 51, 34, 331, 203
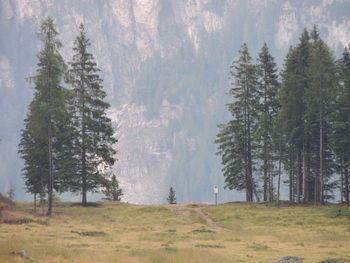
0, 201, 349, 263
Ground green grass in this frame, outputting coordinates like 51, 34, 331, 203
0, 201, 349, 263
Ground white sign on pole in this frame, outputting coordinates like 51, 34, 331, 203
214, 186, 218, 194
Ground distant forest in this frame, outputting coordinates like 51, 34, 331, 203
216, 25, 350, 205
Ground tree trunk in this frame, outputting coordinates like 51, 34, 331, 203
314, 166, 319, 203
263, 159, 268, 202
302, 144, 308, 203
247, 148, 253, 202
269, 168, 274, 202
34, 193, 37, 213
253, 186, 260, 202
277, 142, 282, 206
46, 25, 54, 216
296, 149, 301, 203
81, 75, 87, 206
345, 165, 349, 205
289, 150, 293, 202
247, 118, 253, 202
320, 118, 324, 205
47, 121, 53, 216
340, 157, 344, 203
82, 124, 87, 206
245, 88, 253, 202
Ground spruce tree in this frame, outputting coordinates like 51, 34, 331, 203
332, 46, 350, 204
256, 43, 279, 202
216, 121, 247, 193
278, 26, 338, 204
19, 110, 47, 211
167, 187, 176, 204
102, 174, 123, 201
68, 24, 117, 206
306, 28, 338, 204
18, 17, 72, 215
279, 29, 311, 203
216, 43, 259, 202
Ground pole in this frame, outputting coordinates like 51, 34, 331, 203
214, 186, 218, 206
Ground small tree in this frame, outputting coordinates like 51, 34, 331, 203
7, 187, 15, 200
167, 187, 176, 204
103, 174, 122, 201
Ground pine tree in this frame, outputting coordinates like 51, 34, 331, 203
216, 121, 246, 193
102, 174, 123, 201
19, 111, 47, 212
167, 187, 176, 204
18, 17, 72, 215
273, 113, 288, 204
256, 43, 279, 202
216, 43, 259, 202
306, 26, 338, 203
279, 29, 311, 203
332, 46, 350, 204
278, 26, 338, 204
68, 24, 117, 206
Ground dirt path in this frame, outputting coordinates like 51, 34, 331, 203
166, 202, 225, 230
192, 207, 225, 230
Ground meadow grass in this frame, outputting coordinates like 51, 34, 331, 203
0, 201, 349, 263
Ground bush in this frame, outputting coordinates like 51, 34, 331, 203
247, 242, 270, 251
191, 228, 216, 233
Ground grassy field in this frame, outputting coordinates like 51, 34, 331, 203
0, 201, 349, 263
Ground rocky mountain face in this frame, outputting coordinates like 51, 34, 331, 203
1, 0, 350, 204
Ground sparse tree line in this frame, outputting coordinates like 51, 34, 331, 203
18, 17, 122, 216
216, 26, 350, 205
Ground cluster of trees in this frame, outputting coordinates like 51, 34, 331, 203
216, 26, 350, 205
18, 17, 122, 215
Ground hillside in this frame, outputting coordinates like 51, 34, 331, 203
2, 0, 350, 203
0, 202, 349, 263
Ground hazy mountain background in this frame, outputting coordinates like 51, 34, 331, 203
1, 0, 350, 204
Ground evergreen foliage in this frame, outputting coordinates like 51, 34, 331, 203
18, 17, 73, 215
333, 46, 350, 204
167, 187, 176, 204
217, 26, 344, 204
216, 43, 259, 202
67, 24, 117, 206
279, 29, 311, 203
256, 43, 280, 202
18, 19, 350, 206
306, 27, 338, 203
102, 174, 123, 201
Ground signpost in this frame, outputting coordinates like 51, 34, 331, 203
214, 186, 218, 206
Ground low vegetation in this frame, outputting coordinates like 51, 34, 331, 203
0, 201, 349, 263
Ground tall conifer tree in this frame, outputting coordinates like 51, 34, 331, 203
332, 46, 350, 204
256, 43, 279, 202
216, 43, 259, 202
19, 17, 72, 215
68, 24, 117, 206
279, 29, 311, 203
306, 27, 338, 203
